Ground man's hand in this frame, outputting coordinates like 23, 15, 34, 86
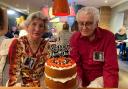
77, 77, 83, 88
87, 76, 103, 88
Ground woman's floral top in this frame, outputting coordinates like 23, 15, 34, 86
8, 36, 49, 87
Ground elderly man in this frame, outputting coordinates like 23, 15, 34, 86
70, 7, 119, 88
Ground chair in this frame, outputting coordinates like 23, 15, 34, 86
0, 38, 15, 86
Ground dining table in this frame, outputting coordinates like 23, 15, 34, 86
0, 87, 125, 89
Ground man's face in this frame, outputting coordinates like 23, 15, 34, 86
77, 13, 97, 37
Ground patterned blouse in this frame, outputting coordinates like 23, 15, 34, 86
8, 36, 49, 87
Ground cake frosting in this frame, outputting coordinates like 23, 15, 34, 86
45, 73, 77, 83
45, 57, 76, 70
44, 57, 77, 89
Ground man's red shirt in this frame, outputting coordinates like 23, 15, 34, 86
70, 27, 119, 87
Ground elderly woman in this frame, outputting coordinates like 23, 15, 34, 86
70, 7, 119, 88
7, 11, 49, 87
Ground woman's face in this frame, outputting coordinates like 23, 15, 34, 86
27, 18, 46, 40
77, 13, 97, 37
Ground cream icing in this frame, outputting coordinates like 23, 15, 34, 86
45, 62, 76, 70
45, 73, 77, 83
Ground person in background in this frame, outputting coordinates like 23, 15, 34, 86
4, 28, 14, 38
58, 22, 72, 45
11, 26, 19, 38
70, 7, 119, 88
4, 26, 19, 38
115, 26, 127, 40
42, 30, 53, 40
115, 26, 127, 43
71, 20, 79, 33
115, 26, 127, 59
7, 11, 49, 87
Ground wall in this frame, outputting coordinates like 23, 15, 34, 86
110, 1, 128, 33
110, 12, 124, 33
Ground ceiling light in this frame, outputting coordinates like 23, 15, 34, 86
105, 0, 108, 3
52, 0, 70, 16
7, 9, 16, 15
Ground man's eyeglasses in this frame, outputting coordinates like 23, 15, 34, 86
78, 21, 94, 27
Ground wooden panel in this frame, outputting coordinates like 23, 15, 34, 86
99, 6, 111, 30
0, 7, 8, 36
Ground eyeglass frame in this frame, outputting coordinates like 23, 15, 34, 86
78, 21, 94, 28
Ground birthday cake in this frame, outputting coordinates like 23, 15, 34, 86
44, 57, 77, 89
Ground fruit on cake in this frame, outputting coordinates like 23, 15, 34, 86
44, 57, 77, 89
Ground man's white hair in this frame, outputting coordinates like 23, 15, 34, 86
76, 7, 100, 23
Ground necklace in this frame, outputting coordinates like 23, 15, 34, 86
27, 36, 42, 46
27, 37, 42, 54
29, 40, 40, 46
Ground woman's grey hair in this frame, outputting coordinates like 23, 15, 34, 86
24, 11, 48, 27
76, 7, 100, 23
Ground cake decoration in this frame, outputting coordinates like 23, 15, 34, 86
49, 44, 70, 57
44, 43, 77, 89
